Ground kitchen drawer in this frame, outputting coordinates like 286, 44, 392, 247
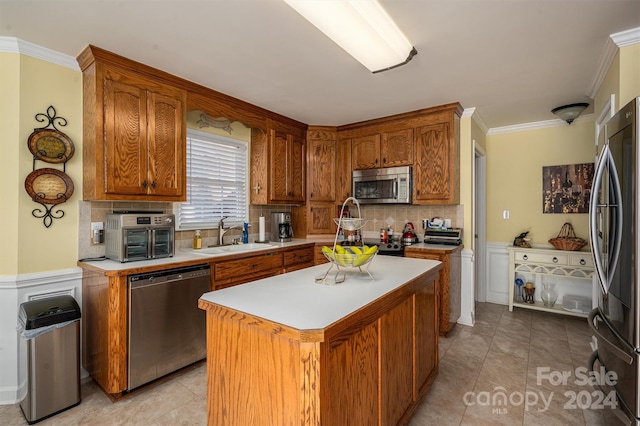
284, 246, 314, 267
215, 252, 283, 282
568, 254, 593, 267
514, 251, 568, 265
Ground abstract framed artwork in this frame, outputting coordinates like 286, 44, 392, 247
542, 163, 594, 213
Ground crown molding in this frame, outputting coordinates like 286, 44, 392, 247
0, 37, 79, 71
486, 113, 595, 136
586, 27, 640, 99
462, 107, 489, 134
611, 27, 640, 47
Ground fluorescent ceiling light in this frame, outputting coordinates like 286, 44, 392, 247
283, 0, 417, 73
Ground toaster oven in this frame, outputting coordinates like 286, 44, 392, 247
105, 213, 175, 262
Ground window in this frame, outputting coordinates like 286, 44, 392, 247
175, 128, 248, 230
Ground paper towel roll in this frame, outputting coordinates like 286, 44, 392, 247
259, 215, 265, 242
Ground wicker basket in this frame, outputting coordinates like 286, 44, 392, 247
548, 223, 587, 251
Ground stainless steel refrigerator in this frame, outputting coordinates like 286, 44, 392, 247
588, 97, 640, 425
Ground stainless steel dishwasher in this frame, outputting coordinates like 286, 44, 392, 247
128, 264, 210, 390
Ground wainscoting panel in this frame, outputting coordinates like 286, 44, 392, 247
485, 242, 510, 305
0, 268, 82, 404
459, 249, 475, 326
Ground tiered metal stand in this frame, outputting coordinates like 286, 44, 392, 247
315, 197, 376, 285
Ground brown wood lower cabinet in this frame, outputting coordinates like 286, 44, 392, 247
78, 244, 315, 397
199, 265, 440, 425
405, 245, 462, 335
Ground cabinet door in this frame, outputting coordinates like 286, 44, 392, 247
336, 138, 352, 201
307, 138, 335, 202
289, 134, 305, 203
351, 134, 380, 170
380, 297, 413, 425
414, 122, 455, 203
270, 130, 290, 201
381, 128, 413, 167
147, 90, 185, 197
325, 321, 378, 425
308, 202, 335, 234
415, 279, 438, 397
270, 130, 305, 203
104, 78, 148, 195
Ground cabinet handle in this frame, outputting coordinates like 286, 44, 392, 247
142, 180, 148, 189
580, 259, 586, 265
553, 257, 558, 263
522, 254, 528, 260
310, 193, 313, 198
383, 158, 387, 164
151, 181, 156, 189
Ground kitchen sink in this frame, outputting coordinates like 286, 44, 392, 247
191, 243, 274, 256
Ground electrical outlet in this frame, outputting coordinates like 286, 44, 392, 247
91, 222, 104, 244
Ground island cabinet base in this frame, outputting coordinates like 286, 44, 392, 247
199, 269, 440, 425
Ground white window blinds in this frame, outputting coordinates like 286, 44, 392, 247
175, 129, 248, 230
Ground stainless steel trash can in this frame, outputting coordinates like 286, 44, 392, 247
18, 295, 81, 424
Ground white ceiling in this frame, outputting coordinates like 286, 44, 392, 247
1, 0, 639, 129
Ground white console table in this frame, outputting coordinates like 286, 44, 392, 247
508, 246, 594, 318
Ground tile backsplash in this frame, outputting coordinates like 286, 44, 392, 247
357, 204, 463, 239
78, 201, 291, 259
78, 201, 463, 260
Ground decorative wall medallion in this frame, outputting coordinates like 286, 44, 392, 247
25, 106, 75, 227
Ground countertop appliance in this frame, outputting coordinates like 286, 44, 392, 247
352, 166, 411, 204
271, 212, 293, 242
424, 228, 463, 245
128, 264, 210, 390
587, 97, 639, 425
105, 213, 175, 262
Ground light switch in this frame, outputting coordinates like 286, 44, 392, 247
502, 210, 510, 220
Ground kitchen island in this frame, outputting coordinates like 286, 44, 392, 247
198, 256, 442, 425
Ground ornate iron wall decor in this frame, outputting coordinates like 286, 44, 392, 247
24, 106, 75, 228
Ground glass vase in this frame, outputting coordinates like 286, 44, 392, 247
541, 281, 558, 308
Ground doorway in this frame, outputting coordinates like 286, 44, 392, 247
474, 143, 487, 304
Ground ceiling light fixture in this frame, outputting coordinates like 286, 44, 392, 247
551, 103, 589, 124
282, 0, 417, 73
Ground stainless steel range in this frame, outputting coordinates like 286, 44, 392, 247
362, 239, 405, 256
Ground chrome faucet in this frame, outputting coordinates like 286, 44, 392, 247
217, 216, 243, 246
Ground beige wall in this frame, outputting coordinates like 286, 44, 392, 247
0, 53, 21, 275
619, 44, 640, 109
459, 113, 488, 249
0, 53, 82, 275
486, 120, 595, 245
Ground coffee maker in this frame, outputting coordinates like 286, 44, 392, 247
270, 212, 293, 242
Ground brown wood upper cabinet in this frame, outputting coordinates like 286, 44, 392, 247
413, 105, 461, 204
307, 130, 336, 201
351, 128, 413, 170
78, 46, 186, 201
299, 127, 338, 235
251, 119, 306, 205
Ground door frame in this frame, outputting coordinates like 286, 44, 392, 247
473, 142, 487, 303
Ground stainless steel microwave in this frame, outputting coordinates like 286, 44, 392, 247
352, 166, 412, 204
105, 213, 175, 262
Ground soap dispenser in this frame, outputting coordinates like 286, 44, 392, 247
242, 223, 249, 244
193, 230, 202, 249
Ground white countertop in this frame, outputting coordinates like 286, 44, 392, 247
199, 255, 441, 330
78, 239, 316, 272
404, 242, 463, 252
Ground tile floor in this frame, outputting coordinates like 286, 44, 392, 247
0, 302, 605, 425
